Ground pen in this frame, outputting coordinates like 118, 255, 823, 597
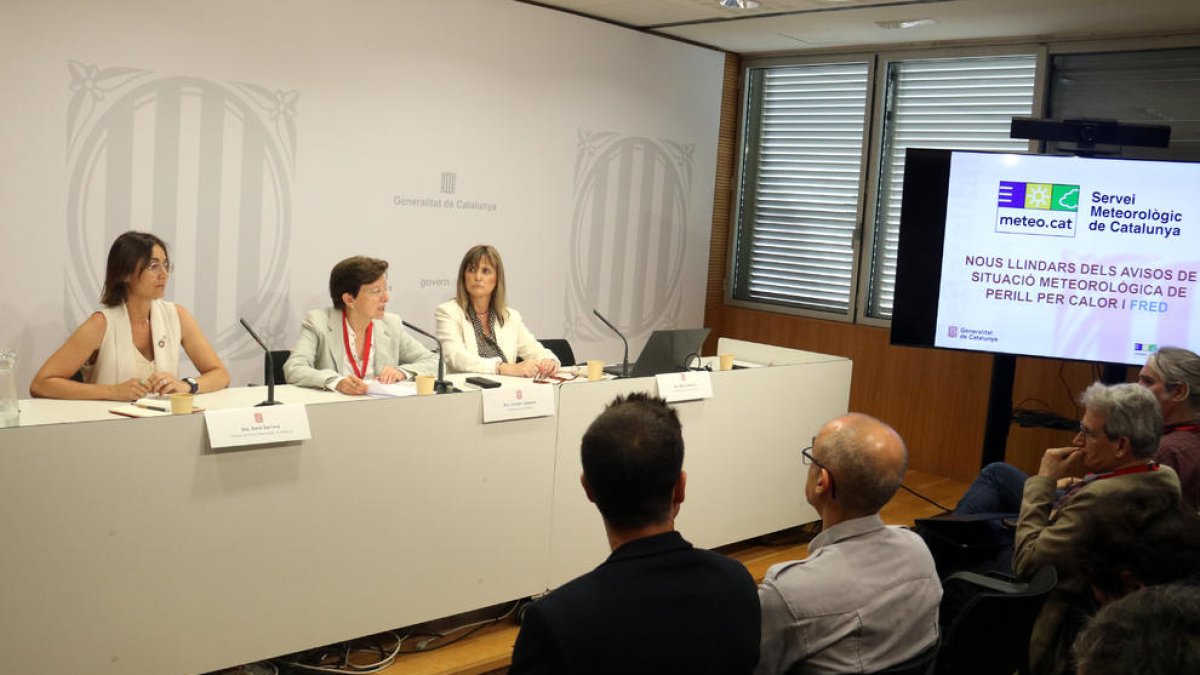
133, 401, 169, 412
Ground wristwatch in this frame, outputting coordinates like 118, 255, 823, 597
183, 377, 199, 394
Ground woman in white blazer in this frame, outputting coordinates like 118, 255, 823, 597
435, 245, 558, 377
284, 256, 437, 394
31, 230, 229, 401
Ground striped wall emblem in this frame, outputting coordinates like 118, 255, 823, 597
567, 130, 694, 341
64, 62, 296, 355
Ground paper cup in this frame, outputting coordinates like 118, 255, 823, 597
169, 393, 194, 414
587, 360, 604, 381
719, 353, 735, 371
415, 375, 436, 396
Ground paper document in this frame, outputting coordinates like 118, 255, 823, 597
366, 380, 418, 397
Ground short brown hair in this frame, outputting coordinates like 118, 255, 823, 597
454, 245, 508, 325
100, 231, 169, 307
329, 256, 388, 309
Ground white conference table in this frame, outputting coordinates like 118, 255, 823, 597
0, 339, 850, 674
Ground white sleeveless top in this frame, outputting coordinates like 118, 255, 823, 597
85, 300, 182, 385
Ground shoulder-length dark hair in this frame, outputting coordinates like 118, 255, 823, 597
454, 245, 508, 325
329, 256, 389, 309
100, 231, 169, 307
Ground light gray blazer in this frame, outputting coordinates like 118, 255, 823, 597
283, 308, 438, 389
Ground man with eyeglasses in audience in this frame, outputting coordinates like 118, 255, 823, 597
1014, 382, 1180, 675
755, 413, 941, 675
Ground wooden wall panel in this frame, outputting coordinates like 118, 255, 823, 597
701, 51, 1138, 483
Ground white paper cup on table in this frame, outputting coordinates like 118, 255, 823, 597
169, 393, 194, 414
587, 360, 604, 381
719, 353, 735, 371
415, 375, 436, 396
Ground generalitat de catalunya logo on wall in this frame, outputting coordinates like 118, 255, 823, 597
994, 180, 1080, 238
64, 61, 296, 356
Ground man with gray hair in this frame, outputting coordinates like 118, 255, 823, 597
1140, 346, 1200, 509
754, 413, 941, 675
1016, 382, 1181, 675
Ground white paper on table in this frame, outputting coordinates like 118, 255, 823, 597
204, 404, 312, 449
481, 383, 555, 423
366, 380, 418, 397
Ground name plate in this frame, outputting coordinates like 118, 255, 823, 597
481, 383, 555, 423
204, 404, 312, 449
656, 371, 714, 403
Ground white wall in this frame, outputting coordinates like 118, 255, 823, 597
0, 0, 724, 391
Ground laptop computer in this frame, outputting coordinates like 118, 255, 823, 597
604, 328, 711, 378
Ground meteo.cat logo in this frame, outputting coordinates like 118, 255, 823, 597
995, 181, 1080, 239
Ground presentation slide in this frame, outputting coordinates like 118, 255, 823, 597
934, 152, 1200, 364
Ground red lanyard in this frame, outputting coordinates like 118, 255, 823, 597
342, 312, 373, 379
1166, 422, 1200, 434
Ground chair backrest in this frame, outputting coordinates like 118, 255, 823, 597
265, 350, 290, 385
937, 565, 1058, 675
540, 339, 576, 367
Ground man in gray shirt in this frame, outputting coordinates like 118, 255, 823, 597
755, 413, 941, 675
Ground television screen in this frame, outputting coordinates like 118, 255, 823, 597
891, 149, 1200, 365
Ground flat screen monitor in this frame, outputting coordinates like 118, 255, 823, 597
891, 148, 1200, 365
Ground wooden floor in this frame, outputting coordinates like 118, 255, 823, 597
223, 470, 967, 675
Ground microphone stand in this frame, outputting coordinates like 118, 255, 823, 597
239, 318, 282, 406
592, 309, 629, 377
401, 320, 458, 394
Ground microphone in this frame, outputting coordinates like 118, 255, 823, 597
239, 318, 283, 406
592, 309, 629, 377
401, 320, 457, 394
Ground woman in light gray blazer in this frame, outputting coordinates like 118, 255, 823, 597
284, 256, 437, 394
435, 245, 558, 377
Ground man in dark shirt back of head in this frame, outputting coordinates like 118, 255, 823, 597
509, 392, 761, 675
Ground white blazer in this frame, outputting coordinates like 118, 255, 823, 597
434, 300, 558, 374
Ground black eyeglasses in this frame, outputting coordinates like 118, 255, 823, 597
801, 446, 836, 500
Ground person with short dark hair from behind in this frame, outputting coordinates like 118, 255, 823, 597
30, 230, 229, 400
755, 413, 941, 675
1072, 484, 1200, 605
1138, 347, 1200, 510
284, 256, 437, 394
508, 393, 760, 675
1072, 583, 1200, 675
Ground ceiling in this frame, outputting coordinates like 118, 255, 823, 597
519, 0, 1200, 54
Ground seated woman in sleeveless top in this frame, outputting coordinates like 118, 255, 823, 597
435, 244, 558, 377
30, 231, 229, 401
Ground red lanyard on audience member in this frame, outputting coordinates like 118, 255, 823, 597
342, 312, 373, 380
1165, 421, 1200, 434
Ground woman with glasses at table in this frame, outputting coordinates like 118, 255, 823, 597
435, 245, 558, 378
31, 230, 229, 401
284, 256, 437, 395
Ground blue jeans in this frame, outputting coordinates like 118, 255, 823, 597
954, 462, 1028, 515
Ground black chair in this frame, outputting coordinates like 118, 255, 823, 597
264, 350, 290, 385
936, 565, 1058, 675
541, 339, 576, 367
784, 639, 939, 675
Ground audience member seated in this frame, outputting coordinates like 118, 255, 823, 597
953, 345, 1200, 517
30, 230, 229, 400
283, 256, 436, 394
1014, 383, 1181, 675
1138, 347, 1200, 510
754, 413, 941, 675
508, 393, 760, 675
1072, 583, 1200, 675
1072, 484, 1200, 606
435, 245, 558, 377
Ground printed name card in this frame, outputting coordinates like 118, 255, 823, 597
204, 404, 312, 449
656, 371, 714, 403
481, 383, 555, 423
